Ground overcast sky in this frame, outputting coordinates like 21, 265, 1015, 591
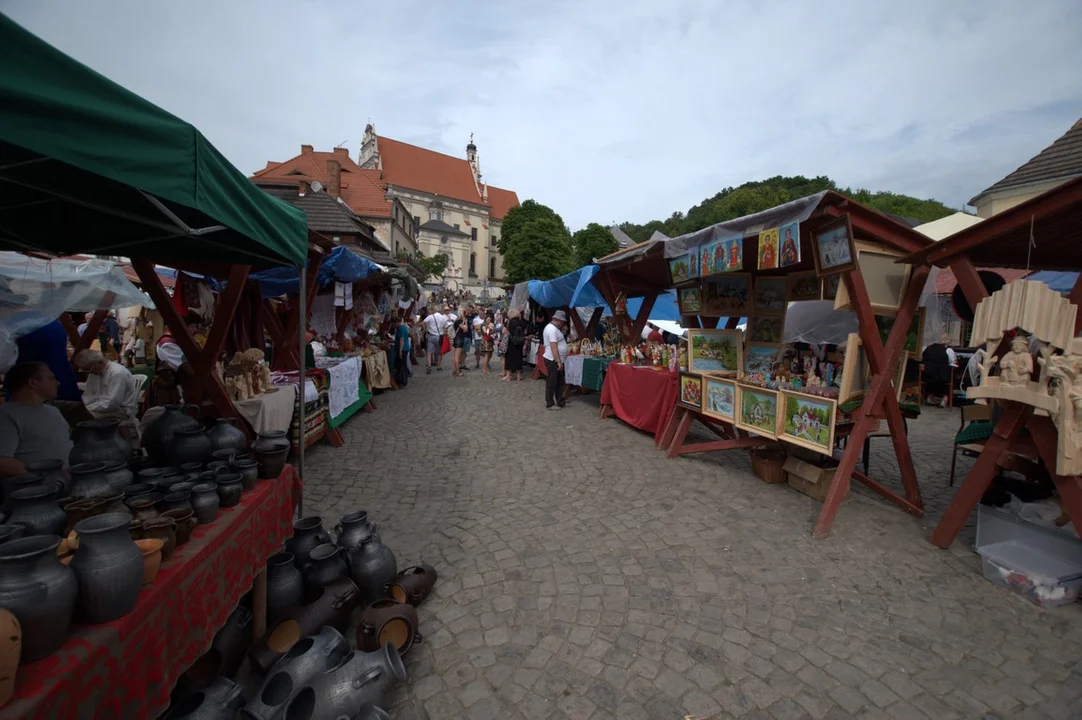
5, 0, 1081, 229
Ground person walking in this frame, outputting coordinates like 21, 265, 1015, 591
542, 310, 569, 409
451, 313, 470, 377
423, 306, 446, 373
504, 310, 526, 381
472, 311, 485, 370
479, 316, 495, 375
394, 313, 411, 387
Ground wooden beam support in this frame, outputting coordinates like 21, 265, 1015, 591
567, 306, 587, 340
191, 265, 250, 398
724, 317, 741, 330
948, 257, 989, 313
58, 314, 81, 349
585, 307, 604, 339
630, 293, 657, 339
1024, 415, 1082, 542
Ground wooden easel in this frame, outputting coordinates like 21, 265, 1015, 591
658, 404, 769, 458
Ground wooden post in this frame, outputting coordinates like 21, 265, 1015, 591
630, 293, 658, 339
189, 265, 250, 403
584, 307, 604, 339
1028, 415, 1082, 542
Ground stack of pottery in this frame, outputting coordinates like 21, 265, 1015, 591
335, 510, 380, 549
3, 473, 49, 516
231, 459, 259, 491
286, 517, 331, 569
281, 644, 406, 720
144, 404, 200, 465
242, 626, 349, 720
161, 509, 197, 545
0, 535, 77, 662
206, 417, 248, 455
69, 419, 131, 467
101, 460, 134, 493
70, 513, 143, 623
24, 459, 68, 497
252, 431, 290, 480
167, 427, 213, 468
7, 485, 66, 537
214, 474, 243, 508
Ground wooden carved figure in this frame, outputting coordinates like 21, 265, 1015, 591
1046, 346, 1082, 476
260, 364, 273, 394
995, 335, 1034, 387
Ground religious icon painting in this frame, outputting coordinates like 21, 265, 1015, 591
700, 244, 715, 277
758, 228, 779, 271
725, 237, 743, 272
687, 250, 700, 279
709, 240, 726, 276
678, 286, 703, 315
678, 372, 703, 410
811, 214, 857, 276
821, 274, 841, 300
779, 222, 801, 267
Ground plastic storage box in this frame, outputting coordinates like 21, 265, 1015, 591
978, 540, 1082, 607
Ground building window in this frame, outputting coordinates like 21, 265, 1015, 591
440, 235, 449, 245
413, 215, 420, 228
489, 256, 497, 278
491, 235, 498, 247
454, 224, 460, 230
429, 206, 442, 222
470, 253, 476, 276
471, 227, 477, 243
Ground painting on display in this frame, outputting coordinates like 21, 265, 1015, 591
678, 286, 702, 314
699, 243, 716, 277
669, 256, 691, 284
724, 237, 743, 271
811, 214, 857, 276
687, 250, 700, 279
709, 240, 727, 275
702, 376, 736, 422
758, 227, 779, 270
838, 333, 868, 403
788, 272, 820, 302
688, 329, 743, 376
701, 273, 749, 315
752, 277, 788, 314
874, 309, 925, 357
745, 343, 782, 375
779, 222, 801, 267
736, 385, 779, 439
822, 274, 841, 300
678, 373, 703, 410
748, 316, 785, 344
779, 391, 837, 454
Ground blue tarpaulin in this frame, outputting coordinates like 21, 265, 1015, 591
249, 247, 383, 298
1028, 270, 1078, 294
527, 265, 608, 308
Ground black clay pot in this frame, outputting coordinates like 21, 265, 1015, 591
206, 461, 229, 475
8, 484, 67, 537
302, 544, 348, 594
334, 510, 380, 550
123, 483, 157, 500
242, 626, 349, 720
166, 676, 246, 720
0, 524, 25, 546
144, 404, 200, 465
190, 484, 220, 524
3, 473, 47, 515
346, 534, 397, 605
252, 431, 290, 480
207, 417, 249, 455
71, 512, 143, 623
356, 599, 420, 655
0, 535, 78, 663
161, 509, 197, 546
127, 496, 160, 524
215, 474, 243, 509
24, 459, 69, 497
159, 490, 193, 514
285, 644, 407, 720
286, 516, 331, 570
231, 459, 259, 491
68, 462, 117, 500
389, 564, 439, 607
141, 516, 177, 560
167, 426, 213, 468
138, 467, 166, 486
167, 481, 196, 495
101, 460, 134, 493
70, 418, 130, 467
356, 705, 391, 720
179, 462, 203, 481
266, 552, 304, 624
183, 604, 253, 688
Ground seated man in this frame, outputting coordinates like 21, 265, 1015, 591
0, 362, 73, 477
74, 349, 137, 422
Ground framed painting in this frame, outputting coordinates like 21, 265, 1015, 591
678, 286, 702, 315
779, 390, 837, 455
669, 256, 691, 285
702, 273, 750, 315
822, 274, 841, 300
744, 343, 782, 375
788, 271, 819, 302
811, 214, 857, 276
779, 222, 801, 267
699, 243, 716, 277
752, 277, 788, 314
833, 244, 913, 314
747, 315, 785, 344
736, 385, 780, 439
838, 333, 868, 403
702, 376, 736, 422
687, 249, 700, 279
707, 240, 728, 276
688, 329, 743, 376
723, 236, 744, 272
757, 227, 779, 271
678, 373, 703, 410
874, 309, 925, 357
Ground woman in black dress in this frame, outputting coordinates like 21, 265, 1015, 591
503, 310, 526, 381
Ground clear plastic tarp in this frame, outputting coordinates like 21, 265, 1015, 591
0, 252, 152, 369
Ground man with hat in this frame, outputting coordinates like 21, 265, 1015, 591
543, 310, 570, 409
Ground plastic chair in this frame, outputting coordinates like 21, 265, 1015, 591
950, 402, 993, 485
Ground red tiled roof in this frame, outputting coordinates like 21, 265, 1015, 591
252, 149, 392, 218
486, 185, 520, 222
933, 266, 1030, 294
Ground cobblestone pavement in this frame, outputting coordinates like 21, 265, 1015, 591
301, 367, 1082, 720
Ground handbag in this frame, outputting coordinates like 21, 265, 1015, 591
440, 335, 451, 354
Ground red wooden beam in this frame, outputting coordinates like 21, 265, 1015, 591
69, 292, 116, 357
566, 306, 587, 340
1023, 415, 1082, 542
58, 314, 81, 349
191, 265, 250, 392
584, 307, 603, 339
948, 257, 989, 313
724, 317, 741, 330
630, 293, 657, 339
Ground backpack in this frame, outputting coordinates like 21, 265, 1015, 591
510, 321, 525, 344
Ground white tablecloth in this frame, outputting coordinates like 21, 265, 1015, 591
564, 355, 585, 387
319, 356, 361, 420
235, 388, 296, 434
526, 339, 540, 365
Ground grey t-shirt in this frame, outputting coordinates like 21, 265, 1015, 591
0, 402, 72, 467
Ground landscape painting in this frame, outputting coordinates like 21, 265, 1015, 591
669, 256, 691, 284
748, 316, 785, 344
812, 214, 857, 276
753, 277, 788, 314
780, 391, 836, 454
788, 272, 819, 302
702, 273, 749, 315
678, 373, 702, 409
678, 286, 702, 314
688, 329, 742, 375
702, 376, 736, 422
736, 386, 779, 438
744, 343, 782, 375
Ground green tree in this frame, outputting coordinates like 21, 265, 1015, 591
502, 217, 575, 284
571, 222, 619, 266
416, 251, 448, 282
498, 199, 568, 256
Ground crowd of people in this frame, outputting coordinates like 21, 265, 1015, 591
414, 303, 529, 381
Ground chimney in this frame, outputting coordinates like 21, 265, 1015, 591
334, 147, 349, 159
326, 160, 341, 199
298, 180, 310, 197
301, 144, 313, 154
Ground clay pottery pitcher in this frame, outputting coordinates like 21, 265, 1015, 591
389, 564, 439, 607
127, 496, 160, 525
0, 535, 77, 662
69, 418, 130, 467
302, 544, 348, 594
334, 510, 380, 550
2, 473, 47, 516
0, 524, 25, 546
23, 459, 69, 497
0, 608, 19, 706
252, 431, 290, 480
266, 552, 305, 623
355, 599, 421, 655
166, 676, 245, 720
285, 516, 331, 569
68, 462, 116, 500
206, 417, 248, 454
346, 533, 398, 605
242, 626, 349, 720
230, 459, 259, 491
101, 460, 134, 493
190, 484, 220, 524
7, 485, 67, 537
161, 509, 197, 546
167, 426, 213, 468
159, 490, 193, 515
144, 404, 200, 465
286, 644, 407, 720
70, 512, 143, 623
214, 475, 243, 509
135, 538, 164, 584
140, 517, 177, 560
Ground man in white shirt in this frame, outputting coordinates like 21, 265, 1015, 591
74, 349, 138, 422
423, 306, 448, 373
542, 310, 570, 410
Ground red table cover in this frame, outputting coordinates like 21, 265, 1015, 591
599, 363, 678, 437
1, 466, 300, 720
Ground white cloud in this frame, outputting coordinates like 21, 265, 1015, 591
5, 0, 1081, 228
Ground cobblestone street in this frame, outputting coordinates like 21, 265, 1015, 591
301, 369, 1082, 720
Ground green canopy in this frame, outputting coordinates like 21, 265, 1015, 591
0, 14, 308, 268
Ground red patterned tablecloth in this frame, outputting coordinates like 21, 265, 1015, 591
599, 363, 679, 438
1, 466, 300, 720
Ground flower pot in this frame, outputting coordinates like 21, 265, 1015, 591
190, 484, 220, 524
302, 544, 348, 594
286, 517, 331, 570
252, 431, 290, 480
101, 460, 134, 493
334, 510, 380, 550
23, 459, 68, 497
355, 599, 420, 655
144, 404, 200, 465
231, 459, 259, 491
0, 608, 20, 706
166, 676, 245, 720
241, 626, 349, 720
266, 552, 304, 624
135, 538, 163, 584
346, 534, 397, 605
70, 513, 143, 623
8, 485, 66, 537
159, 490, 193, 515
167, 426, 213, 468
214, 475, 243, 508
284, 644, 407, 720
69, 418, 130, 467
161, 509, 197, 546
0, 535, 77, 662
388, 564, 438, 607
207, 417, 249, 455
140, 517, 177, 560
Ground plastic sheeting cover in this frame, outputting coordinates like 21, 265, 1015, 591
509, 282, 530, 314
527, 265, 607, 309
249, 246, 384, 299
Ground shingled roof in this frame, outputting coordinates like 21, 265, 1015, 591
970, 117, 1082, 205
257, 183, 388, 252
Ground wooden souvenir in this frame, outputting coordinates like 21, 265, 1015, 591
735, 384, 780, 439
701, 376, 737, 422
971, 280, 1076, 350
747, 316, 785, 345
811, 214, 857, 276
1046, 339, 1082, 476
787, 272, 820, 302
701, 273, 750, 315
687, 329, 743, 376
678, 373, 703, 410
744, 343, 782, 375
778, 390, 837, 455
752, 277, 787, 315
